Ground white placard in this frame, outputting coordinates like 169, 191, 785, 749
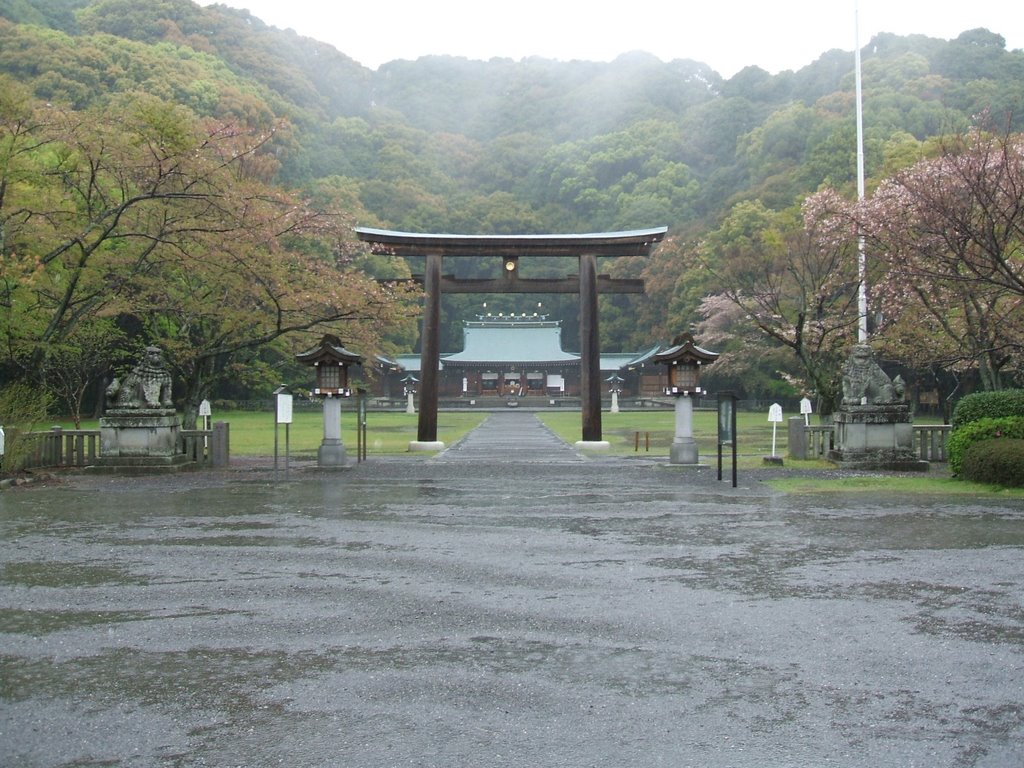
198, 399, 212, 417
800, 397, 813, 425
768, 403, 783, 457
276, 393, 294, 424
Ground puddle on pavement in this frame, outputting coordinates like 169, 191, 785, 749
1, 608, 151, 634
797, 509, 1024, 550
0, 646, 336, 711
2, 561, 149, 588
0, 606, 252, 636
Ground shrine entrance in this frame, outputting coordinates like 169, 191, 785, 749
354, 227, 667, 450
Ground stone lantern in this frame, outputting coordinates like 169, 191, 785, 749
401, 374, 418, 414
296, 334, 363, 468
606, 373, 624, 414
653, 333, 719, 465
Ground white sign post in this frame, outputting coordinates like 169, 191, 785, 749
198, 399, 212, 453
276, 393, 293, 425
0, 424, 5, 471
199, 399, 212, 430
800, 397, 813, 426
768, 403, 784, 457
274, 388, 293, 480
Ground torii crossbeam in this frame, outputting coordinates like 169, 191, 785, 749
354, 227, 668, 449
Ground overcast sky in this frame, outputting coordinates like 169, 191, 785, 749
201, 0, 1021, 77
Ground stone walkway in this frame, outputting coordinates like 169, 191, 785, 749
433, 410, 587, 463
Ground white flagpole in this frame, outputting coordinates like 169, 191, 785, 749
855, 0, 868, 342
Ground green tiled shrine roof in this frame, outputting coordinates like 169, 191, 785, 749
442, 320, 579, 366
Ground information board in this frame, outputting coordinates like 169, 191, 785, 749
276, 393, 293, 424
717, 392, 738, 488
718, 397, 734, 445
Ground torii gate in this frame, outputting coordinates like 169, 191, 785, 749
354, 227, 668, 450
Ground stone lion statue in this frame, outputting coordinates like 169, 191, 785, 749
106, 346, 174, 410
841, 344, 905, 405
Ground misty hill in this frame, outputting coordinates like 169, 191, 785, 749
2, 0, 1022, 350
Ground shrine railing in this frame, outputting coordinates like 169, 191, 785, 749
788, 419, 950, 463
9, 423, 229, 472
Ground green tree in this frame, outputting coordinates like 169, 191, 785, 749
697, 197, 861, 413
0, 87, 415, 425
41, 318, 125, 427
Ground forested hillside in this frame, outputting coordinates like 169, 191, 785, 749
2, 0, 1022, 417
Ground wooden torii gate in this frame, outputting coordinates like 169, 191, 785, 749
354, 227, 668, 449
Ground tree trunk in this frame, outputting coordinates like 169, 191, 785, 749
178, 356, 216, 430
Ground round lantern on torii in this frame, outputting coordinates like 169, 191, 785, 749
653, 333, 719, 465
296, 334, 363, 468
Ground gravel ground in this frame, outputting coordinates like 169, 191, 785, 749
2, 413, 1023, 767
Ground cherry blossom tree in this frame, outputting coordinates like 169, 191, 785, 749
696, 198, 861, 414
853, 122, 1024, 389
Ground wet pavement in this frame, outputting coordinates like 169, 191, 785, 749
2, 411, 1023, 767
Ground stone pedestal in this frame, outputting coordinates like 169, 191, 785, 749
96, 409, 191, 472
669, 395, 700, 465
409, 440, 446, 452
318, 396, 349, 468
829, 404, 928, 471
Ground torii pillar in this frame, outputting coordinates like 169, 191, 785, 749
577, 251, 604, 447
415, 252, 444, 449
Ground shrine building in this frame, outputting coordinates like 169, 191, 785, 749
375, 314, 666, 402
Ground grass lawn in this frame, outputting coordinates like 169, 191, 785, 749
52, 410, 487, 458
40, 407, 1022, 496
768, 473, 1024, 497
536, 409, 1024, 496
538, 408, 796, 466
222, 410, 488, 457
209, 408, 781, 460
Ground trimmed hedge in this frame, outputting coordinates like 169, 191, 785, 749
951, 389, 1024, 429
948, 416, 1024, 475
960, 438, 1024, 487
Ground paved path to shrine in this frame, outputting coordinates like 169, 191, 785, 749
433, 410, 587, 463
3, 415, 1024, 767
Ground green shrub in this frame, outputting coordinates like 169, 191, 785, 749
0, 382, 52, 475
948, 416, 1024, 475
951, 389, 1024, 429
960, 438, 1024, 487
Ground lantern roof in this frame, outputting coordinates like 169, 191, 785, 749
652, 333, 719, 366
295, 334, 364, 367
